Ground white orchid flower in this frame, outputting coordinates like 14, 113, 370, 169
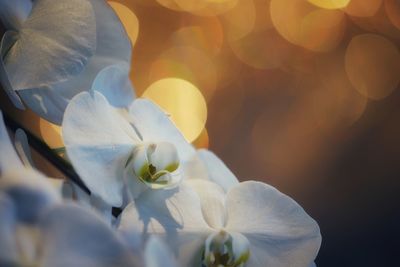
119, 230, 180, 267
119, 169, 321, 267
62, 90, 196, 208
0, 113, 138, 267
0, 192, 138, 267
0, 0, 134, 124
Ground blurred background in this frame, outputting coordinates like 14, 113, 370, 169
1, 0, 400, 266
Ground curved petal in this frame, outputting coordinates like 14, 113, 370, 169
63, 91, 139, 207
17, 0, 133, 124
0, 111, 24, 174
14, 128, 34, 167
145, 237, 178, 267
0, 169, 60, 224
0, 0, 32, 30
118, 184, 213, 267
128, 99, 196, 162
39, 203, 135, 267
0, 31, 24, 109
92, 63, 135, 108
196, 149, 239, 192
18, 87, 68, 125
4, 0, 96, 91
0, 193, 18, 265
186, 179, 226, 229
225, 181, 321, 267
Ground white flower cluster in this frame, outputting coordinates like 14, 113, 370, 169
0, 1, 321, 267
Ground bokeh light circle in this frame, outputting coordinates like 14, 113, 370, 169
270, 0, 346, 52
344, 0, 383, 17
40, 119, 64, 149
308, 0, 350, 9
345, 34, 400, 100
108, 1, 140, 46
142, 78, 208, 142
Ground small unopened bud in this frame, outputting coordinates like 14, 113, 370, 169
128, 142, 180, 189
203, 230, 250, 267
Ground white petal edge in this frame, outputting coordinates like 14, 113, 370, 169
196, 149, 239, 192
225, 181, 321, 267
118, 184, 213, 266
63, 91, 139, 207
186, 179, 226, 229
92, 63, 135, 108
39, 203, 135, 267
128, 98, 196, 162
4, 0, 96, 91
145, 237, 178, 267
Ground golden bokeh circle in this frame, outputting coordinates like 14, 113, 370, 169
345, 34, 400, 100
142, 78, 208, 142
108, 1, 140, 46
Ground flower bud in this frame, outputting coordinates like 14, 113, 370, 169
128, 142, 180, 189
203, 230, 250, 267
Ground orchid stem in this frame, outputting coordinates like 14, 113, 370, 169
3, 112, 90, 194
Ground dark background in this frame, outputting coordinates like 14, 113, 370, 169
1, 1, 400, 266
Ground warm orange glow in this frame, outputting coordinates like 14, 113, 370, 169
345, 34, 400, 100
108, 1, 139, 46
142, 78, 208, 142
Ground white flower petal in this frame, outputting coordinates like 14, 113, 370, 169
39, 203, 135, 267
92, 63, 135, 108
14, 128, 34, 167
196, 149, 239, 192
17, 0, 133, 124
0, 31, 24, 109
18, 86, 69, 124
0, 111, 24, 174
186, 179, 226, 229
225, 181, 321, 267
149, 142, 179, 172
119, 184, 212, 266
0, 169, 60, 224
0, 0, 32, 30
90, 194, 113, 226
4, 0, 96, 91
145, 237, 178, 267
128, 99, 196, 162
0, 193, 18, 265
63, 91, 139, 207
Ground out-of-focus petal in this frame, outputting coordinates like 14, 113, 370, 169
17, 0, 133, 124
63, 91, 139, 207
39, 203, 136, 267
0, 170, 60, 223
0, 111, 24, 174
4, 0, 96, 91
18, 86, 69, 124
196, 149, 239, 192
119, 184, 212, 266
92, 63, 135, 108
0, 193, 18, 265
225, 181, 321, 267
0, 31, 24, 109
186, 179, 226, 229
129, 99, 196, 162
0, 0, 32, 30
14, 129, 34, 167
145, 237, 178, 267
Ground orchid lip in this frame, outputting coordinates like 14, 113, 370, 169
203, 230, 250, 267
128, 142, 181, 189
